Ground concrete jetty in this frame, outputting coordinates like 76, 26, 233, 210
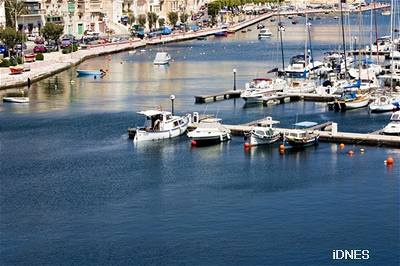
194, 90, 241, 103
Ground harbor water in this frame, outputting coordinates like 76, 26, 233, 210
1, 11, 399, 265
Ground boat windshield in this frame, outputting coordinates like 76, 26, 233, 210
390, 113, 400, 121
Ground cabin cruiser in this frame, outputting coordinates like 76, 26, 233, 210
366, 36, 392, 54
283, 80, 316, 94
382, 111, 400, 136
132, 110, 189, 141
284, 54, 325, 78
369, 95, 400, 113
283, 129, 319, 148
153, 52, 171, 65
187, 118, 231, 145
258, 28, 272, 39
240, 78, 286, 103
245, 117, 280, 146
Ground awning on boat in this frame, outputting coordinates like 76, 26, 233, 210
294, 121, 318, 128
138, 110, 170, 117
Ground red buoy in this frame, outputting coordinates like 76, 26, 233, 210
348, 150, 355, 156
244, 143, 250, 148
191, 140, 197, 146
386, 156, 394, 165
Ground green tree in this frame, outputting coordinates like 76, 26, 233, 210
158, 18, 165, 28
138, 14, 146, 27
5, 0, 28, 29
127, 11, 135, 25
147, 12, 158, 30
180, 13, 189, 24
207, 2, 221, 25
167, 12, 179, 27
41, 23, 64, 50
0, 27, 26, 56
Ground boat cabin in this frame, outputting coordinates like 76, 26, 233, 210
138, 110, 185, 131
390, 112, 400, 122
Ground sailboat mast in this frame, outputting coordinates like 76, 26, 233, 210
374, 0, 379, 62
369, 5, 373, 58
390, 0, 394, 90
339, 0, 348, 77
277, 6, 285, 70
358, 4, 362, 83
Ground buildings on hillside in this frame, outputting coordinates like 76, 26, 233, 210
9, 0, 208, 37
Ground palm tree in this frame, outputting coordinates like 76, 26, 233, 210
5, 0, 28, 30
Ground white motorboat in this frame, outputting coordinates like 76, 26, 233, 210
245, 117, 280, 146
132, 110, 189, 142
187, 118, 231, 145
153, 52, 171, 65
3, 97, 30, 103
369, 95, 400, 113
381, 10, 391, 16
241, 78, 286, 103
285, 54, 326, 78
283, 80, 316, 94
283, 129, 319, 148
258, 28, 272, 39
382, 111, 400, 136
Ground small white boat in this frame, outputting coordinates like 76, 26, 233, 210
241, 78, 286, 104
382, 111, 400, 136
381, 10, 391, 16
187, 118, 231, 145
245, 117, 280, 146
153, 52, 171, 65
132, 110, 189, 142
3, 97, 30, 103
283, 80, 316, 94
258, 28, 272, 39
369, 95, 400, 113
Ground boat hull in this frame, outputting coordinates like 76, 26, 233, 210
3, 97, 29, 103
189, 133, 231, 146
369, 103, 397, 113
334, 98, 370, 111
76, 70, 103, 76
284, 136, 319, 148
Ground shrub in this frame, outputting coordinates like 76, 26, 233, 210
62, 47, 71, 54
9, 56, 17, 66
35, 53, 44, 61
0, 59, 11, 67
72, 44, 78, 52
16, 56, 23, 64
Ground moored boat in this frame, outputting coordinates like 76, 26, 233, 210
258, 28, 272, 39
9, 66, 24, 75
331, 91, 371, 111
76, 69, 106, 77
382, 111, 400, 136
187, 118, 231, 146
245, 117, 280, 146
153, 52, 171, 65
369, 95, 400, 113
283, 129, 319, 148
131, 110, 189, 142
3, 96, 29, 103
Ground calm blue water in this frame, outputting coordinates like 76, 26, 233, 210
1, 12, 399, 265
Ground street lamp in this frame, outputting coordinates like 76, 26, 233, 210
233, 68, 237, 91
170, 94, 175, 115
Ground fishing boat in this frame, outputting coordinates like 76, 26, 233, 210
245, 117, 280, 146
283, 128, 319, 148
258, 28, 272, 39
24, 53, 36, 63
332, 91, 371, 111
76, 69, 106, 77
382, 111, 400, 136
131, 110, 189, 142
3, 96, 29, 103
9, 66, 24, 75
369, 95, 400, 113
153, 52, 171, 65
382, 10, 391, 16
187, 118, 231, 145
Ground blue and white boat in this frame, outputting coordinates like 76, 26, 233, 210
76, 69, 106, 77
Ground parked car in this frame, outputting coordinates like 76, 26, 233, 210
34, 36, 45, 44
45, 42, 58, 52
33, 45, 47, 53
60, 38, 72, 49
0, 44, 8, 57
27, 34, 37, 42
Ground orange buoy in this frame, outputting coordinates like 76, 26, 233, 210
339, 143, 345, 149
191, 140, 197, 146
279, 144, 285, 150
386, 156, 394, 165
244, 143, 250, 148
348, 150, 355, 156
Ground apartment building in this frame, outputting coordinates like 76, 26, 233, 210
0, 0, 5, 28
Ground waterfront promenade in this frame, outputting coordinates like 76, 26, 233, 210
0, 2, 389, 90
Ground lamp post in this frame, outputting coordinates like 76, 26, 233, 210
233, 68, 237, 91
170, 94, 175, 115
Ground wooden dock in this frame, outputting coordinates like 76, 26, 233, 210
194, 90, 241, 103
263, 93, 338, 106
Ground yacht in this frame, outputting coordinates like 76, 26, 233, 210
369, 95, 400, 113
331, 90, 371, 111
258, 28, 272, 39
131, 110, 189, 141
283, 80, 316, 94
187, 118, 231, 145
245, 117, 280, 146
285, 54, 325, 78
382, 111, 400, 136
240, 78, 286, 103
153, 52, 171, 65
